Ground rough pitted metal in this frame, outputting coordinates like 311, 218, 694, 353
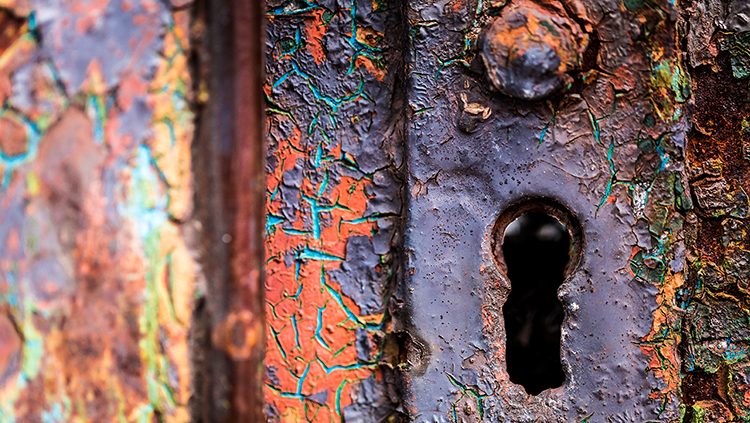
480, 1, 587, 100
403, 0, 690, 421
679, 1, 750, 420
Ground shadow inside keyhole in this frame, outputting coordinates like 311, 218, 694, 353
502, 212, 570, 395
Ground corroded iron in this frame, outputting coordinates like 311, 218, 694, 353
4, 0, 750, 421
680, 4, 750, 417
193, 0, 266, 420
480, 1, 587, 100
403, 0, 689, 420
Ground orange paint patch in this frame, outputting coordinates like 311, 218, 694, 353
0, 313, 22, 383
355, 26, 383, 48
0, 116, 28, 157
265, 122, 384, 418
638, 270, 683, 406
74, 16, 94, 34
354, 56, 386, 81
303, 10, 327, 65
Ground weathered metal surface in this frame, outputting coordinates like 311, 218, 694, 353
481, 1, 587, 100
0, 0, 198, 421
263, 0, 405, 421
6, 0, 750, 421
403, 0, 689, 421
680, 1, 750, 421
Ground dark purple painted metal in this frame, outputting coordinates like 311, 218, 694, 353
403, 0, 688, 421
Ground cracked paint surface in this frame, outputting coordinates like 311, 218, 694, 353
266, 0, 750, 421
264, 0, 404, 421
0, 0, 196, 421
403, 0, 689, 421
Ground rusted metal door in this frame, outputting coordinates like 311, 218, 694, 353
2, 0, 750, 421
264, 0, 750, 422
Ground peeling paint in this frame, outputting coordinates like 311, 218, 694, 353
0, 1, 196, 421
403, 0, 688, 420
264, 0, 404, 420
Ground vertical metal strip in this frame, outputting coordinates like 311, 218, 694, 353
227, 0, 267, 420
200, 0, 266, 420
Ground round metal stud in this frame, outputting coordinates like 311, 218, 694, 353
481, 1, 587, 100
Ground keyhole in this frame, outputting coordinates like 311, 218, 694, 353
493, 200, 582, 396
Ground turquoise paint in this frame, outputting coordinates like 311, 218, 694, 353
299, 246, 344, 261
40, 401, 69, 423
123, 145, 168, 240
314, 305, 332, 351
86, 96, 106, 145
595, 137, 617, 215
291, 313, 301, 351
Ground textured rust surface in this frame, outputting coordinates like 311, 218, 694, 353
259, 0, 750, 421
0, 0, 199, 421
6, 0, 750, 421
481, 1, 588, 100
681, 1, 750, 416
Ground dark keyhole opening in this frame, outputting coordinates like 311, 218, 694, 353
502, 212, 570, 395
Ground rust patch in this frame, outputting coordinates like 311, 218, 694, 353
212, 309, 262, 360
0, 116, 28, 157
684, 49, 750, 422
689, 56, 750, 194
480, 0, 588, 100
0, 9, 26, 58
682, 369, 722, 407
0, 311, 21, 387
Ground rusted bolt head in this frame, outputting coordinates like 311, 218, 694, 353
481, 1, 587, 100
